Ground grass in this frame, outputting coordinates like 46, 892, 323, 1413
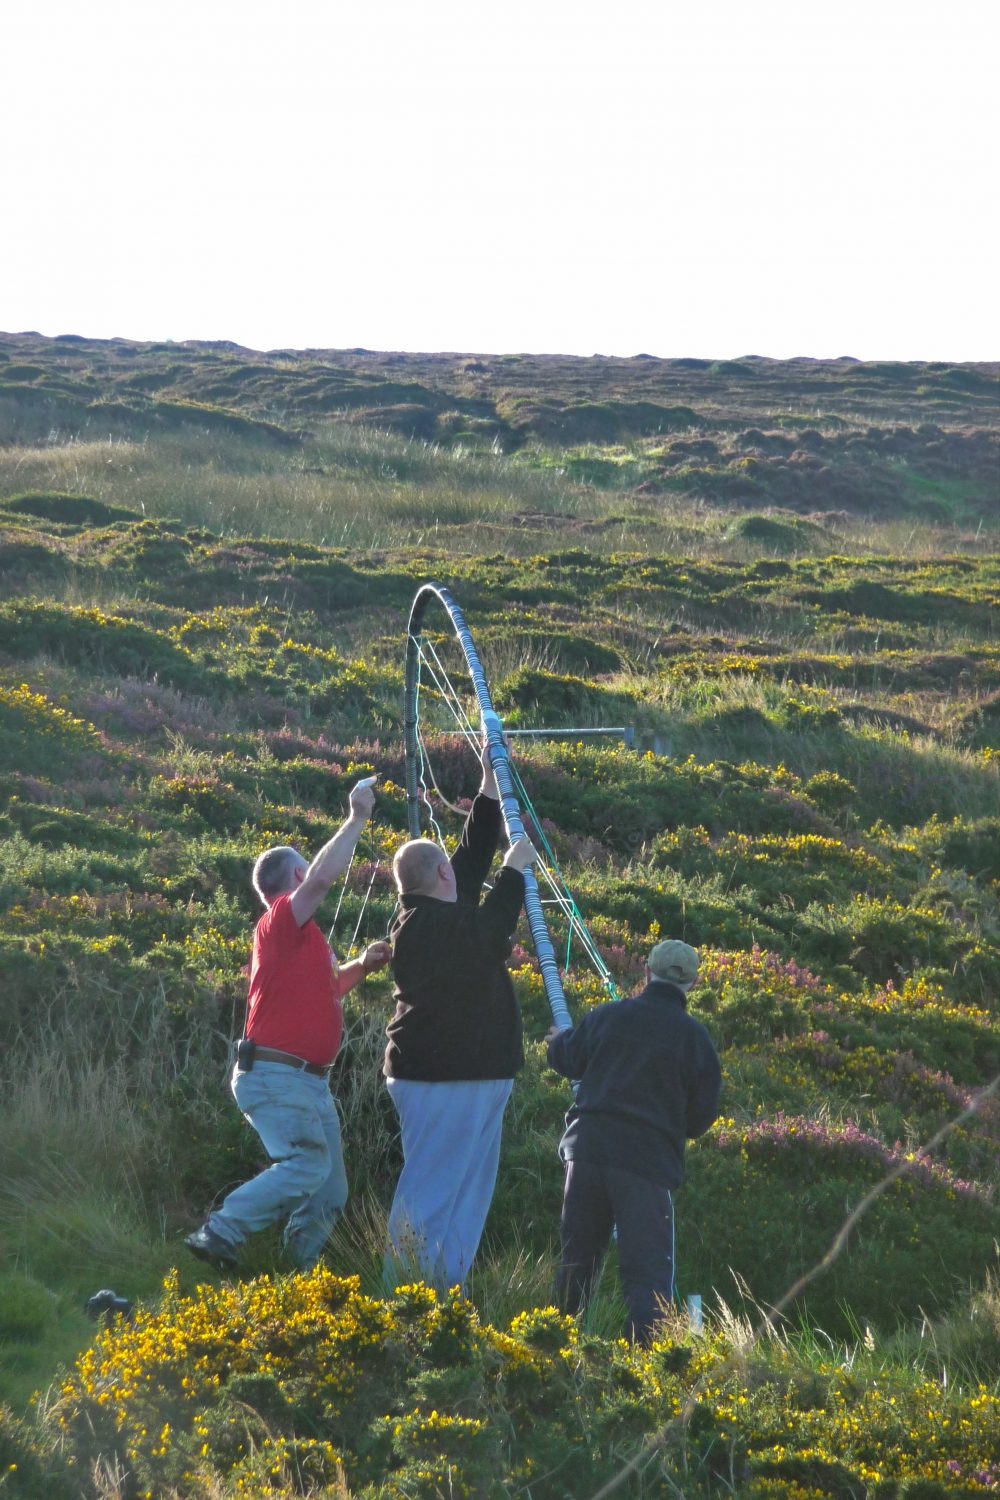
0, 425, 588, 553
52, 444, 1000, 555
1, 400, 995, 560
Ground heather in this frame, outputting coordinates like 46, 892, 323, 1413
0, 336, 998, 1497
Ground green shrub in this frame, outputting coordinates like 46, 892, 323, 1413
829, 978, 1000, 1079
3, 801, 144, 852
928, 814, 1000, 881
804, 769, 857, 811
483, 626, 622, 675
1, 491, 142, 526
0, 1275, 56, 1341
0, 601, 209, 691
0, 682, 102, 775
148, 773, 246, 830
0, 535, 73, 584
958, 693, 1000, 751
0, 1405, 75, 1500
728, 513, 826, 552
796, 894, 977, 985
685, 1117, 1000, 1333
496, 665, 636, 725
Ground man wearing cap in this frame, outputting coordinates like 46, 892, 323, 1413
546, 938, 721, 1343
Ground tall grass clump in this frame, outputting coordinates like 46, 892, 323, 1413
0, 423, 586, 553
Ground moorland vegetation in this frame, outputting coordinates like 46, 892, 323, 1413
0, 333, 998, 1498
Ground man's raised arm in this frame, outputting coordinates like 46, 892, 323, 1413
474, 834, 536, 954
290, 780, 376, 926
451, 739, 505, 902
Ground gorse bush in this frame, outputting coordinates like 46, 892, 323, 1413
0, 682, 102, 774
0, 600, 208, 690
26, 1269, 1000, 1499
1, 490, 143, 526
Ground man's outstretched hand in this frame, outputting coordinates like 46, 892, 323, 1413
361, 940, 391, 975
503, 836, 538, 873
349, 778, 377, 821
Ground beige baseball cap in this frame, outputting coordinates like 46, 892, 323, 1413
648, 939, 699, 986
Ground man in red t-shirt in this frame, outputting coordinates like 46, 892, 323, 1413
185, 778, 389, 1271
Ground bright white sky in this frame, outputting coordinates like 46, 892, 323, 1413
2, 0, 997, 360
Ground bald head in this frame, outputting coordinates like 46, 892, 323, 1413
394, 838, 453, 898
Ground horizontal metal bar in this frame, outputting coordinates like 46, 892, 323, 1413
504, 727, 635, 739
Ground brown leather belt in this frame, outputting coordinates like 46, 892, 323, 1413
253, 1045, 332, 1077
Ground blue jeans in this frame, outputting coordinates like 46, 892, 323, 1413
207, 1062, 348, 1270
385, 1077, 513, 1291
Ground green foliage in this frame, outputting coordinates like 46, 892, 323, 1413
958, 690, 1000, 751
728, 512, 828, 552
148, 773, 247, 830
686, 1118, 1000, 1333
922, 814, 1000, 882
482, 623, 622, 674
2, 799, 143, 852
496, 664, 636, 725
0, 1275, 56, 1341
0, 599, 207, 689
0, 1405, 76, 1500
0, 682, 102, 775
27, 1269, 1000, 1498
1, 490, 143, 526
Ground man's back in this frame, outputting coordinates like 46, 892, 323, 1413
548, 979, 721, 1186
246, 893, 341, 1067
385, 794, 525, 1082
383, 775, 533, 1292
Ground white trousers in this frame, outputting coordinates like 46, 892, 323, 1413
385, 1077, 513, 1292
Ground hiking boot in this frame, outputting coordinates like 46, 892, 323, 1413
184, 1224, 238, 1270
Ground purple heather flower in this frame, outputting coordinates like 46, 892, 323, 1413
717, 1115, 990, 1202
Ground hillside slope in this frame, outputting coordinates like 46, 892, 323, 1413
1, 333, 996, 555
0, 338, 998, 1498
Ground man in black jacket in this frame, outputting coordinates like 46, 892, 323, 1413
384, 743, 536, 1290
546, 939, 721, 1343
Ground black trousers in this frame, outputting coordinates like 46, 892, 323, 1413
555, 1158, 675, 1344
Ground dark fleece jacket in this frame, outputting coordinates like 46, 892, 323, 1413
547, 979, 722, 1187
385, 794, 525, 1082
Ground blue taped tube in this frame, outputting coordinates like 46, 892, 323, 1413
404, 584, 573, 1033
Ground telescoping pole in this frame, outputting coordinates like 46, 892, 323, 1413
404, 583, 573, 1034
480, 707, 573, 1033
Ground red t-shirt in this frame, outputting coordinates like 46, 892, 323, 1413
245, 894, 343, 1067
